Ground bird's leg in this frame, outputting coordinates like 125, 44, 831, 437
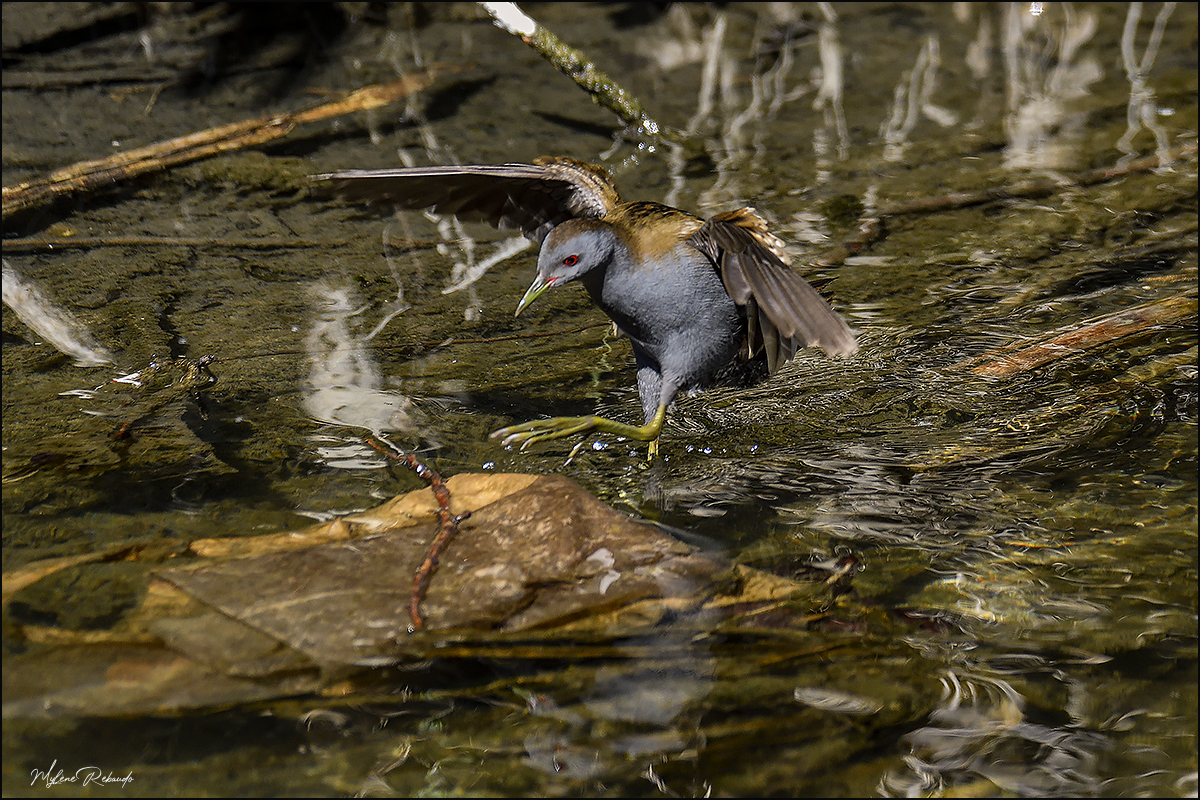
491, 405, 667, 453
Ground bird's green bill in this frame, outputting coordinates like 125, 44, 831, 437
514, 275, 552, 316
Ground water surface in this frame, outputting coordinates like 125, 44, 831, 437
3, 3, 1195, 796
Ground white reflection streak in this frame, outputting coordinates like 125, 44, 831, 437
881, 36, 954, 163
964, 6, 993, 81
1116, 1, 1176, 165
813, 2, 849, 169
304, 283, 418, 465
695, 13, 725, 120
700, 47, 779, 208
1001, 3, 1101, 169
765, 17, 798, 119
702, 9, 811, 207
361, 224, 411, 342
1, 259, 112, 366
725, 59, 765, 167
697, 51, 742, 212
398, 131, 531, 319
664, 12, 726, 209
664, 8, 806, 209
441, 236, 531, 296
640, 3, 706, 72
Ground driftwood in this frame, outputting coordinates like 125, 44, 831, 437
481, 2, 671, 141
954, 295, 1197, 379
2, 69, 450, 217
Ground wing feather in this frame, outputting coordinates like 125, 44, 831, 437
311, 158, 619, 245
689, 207, 856, 371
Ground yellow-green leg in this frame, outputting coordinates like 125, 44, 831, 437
491, 404, 666, 455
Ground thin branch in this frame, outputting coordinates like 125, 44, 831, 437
480, 2, 674, 142
2, 236, 353, 252
2, 68, 452, 217
364, 438, 470, 632
954, 294, 1197, 378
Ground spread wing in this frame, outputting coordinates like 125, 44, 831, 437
689, 207, 857, 373
311, 157, 620, 245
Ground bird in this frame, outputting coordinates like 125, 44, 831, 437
312, 156, 857, 455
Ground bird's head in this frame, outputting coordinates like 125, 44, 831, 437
515, 219, 616, 316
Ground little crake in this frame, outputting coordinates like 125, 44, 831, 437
313, 157, 856, 454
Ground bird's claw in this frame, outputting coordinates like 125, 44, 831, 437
489, 416, 598, 451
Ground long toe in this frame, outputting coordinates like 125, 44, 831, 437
490, 416, 600, 450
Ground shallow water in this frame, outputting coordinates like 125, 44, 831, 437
3, 2, 1196, 796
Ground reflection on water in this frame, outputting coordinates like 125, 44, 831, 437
1, 1, 1195, 796
518, 619, 716, 784
303, 281, 421, 469
882, 669, 1112, 796
1000, 2, 1103, 170
1, 259, 112, 367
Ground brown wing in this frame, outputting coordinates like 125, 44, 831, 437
311, 157, 620, 245
689, 207, 857, 373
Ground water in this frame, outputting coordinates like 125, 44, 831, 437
3, 2, 1195, 796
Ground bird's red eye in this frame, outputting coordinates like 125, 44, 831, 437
563, 254, 579, 267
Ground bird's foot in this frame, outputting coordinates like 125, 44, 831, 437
490, 406, 667, 454
490, 415, 604, 451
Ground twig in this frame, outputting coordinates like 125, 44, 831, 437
1, 236, 356, 252
480, 2, 674, 142
19, 320, 611, 375
0, 233, 514, 253
417, 320, 609, 349
364, 437, 470, 632
2, 68, 451, 217
954, 294, 1197, 378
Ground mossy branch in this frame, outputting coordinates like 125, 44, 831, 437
480, 2, 677, 143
